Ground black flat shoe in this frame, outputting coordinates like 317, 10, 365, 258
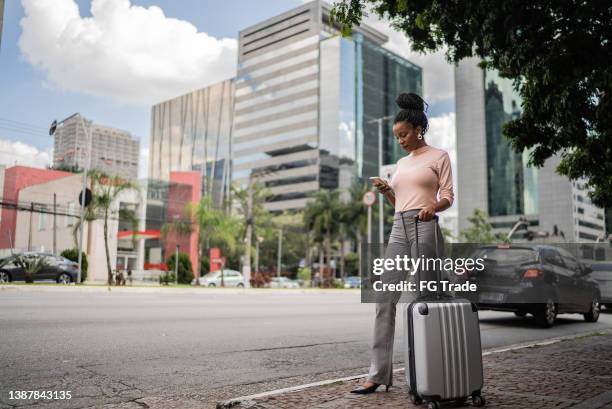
350, 383, 390, 394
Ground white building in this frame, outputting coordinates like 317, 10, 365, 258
53, 113, 140, 180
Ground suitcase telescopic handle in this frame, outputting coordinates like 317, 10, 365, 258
411, 214, 442, 299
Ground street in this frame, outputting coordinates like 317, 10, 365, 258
1, 288, 611, 409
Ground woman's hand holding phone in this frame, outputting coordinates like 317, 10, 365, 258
369, 177, 392, 194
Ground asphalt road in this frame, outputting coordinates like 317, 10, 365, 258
1, 288, 611, 409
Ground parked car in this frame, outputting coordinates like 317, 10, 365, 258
460, 245, 601, 327
0, 252, 78, 284
269, 276, 300, 288
589, 262, 612, 310
343, 276, 361, 288
195, 269, 245, 287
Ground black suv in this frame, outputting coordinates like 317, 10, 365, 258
0, 253, 79, 284
460, 245, 601, 328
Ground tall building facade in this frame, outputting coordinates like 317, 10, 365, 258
53, 113, 140, 180
455, 58, 605, 241
232, 0, 421, 212
149, 79, 234, 207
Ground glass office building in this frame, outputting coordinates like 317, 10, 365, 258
233, 0, 422, 212
456, 59, 605, 241
149, 79, 234, 207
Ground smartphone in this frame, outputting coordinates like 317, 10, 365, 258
369, 176, 390, 188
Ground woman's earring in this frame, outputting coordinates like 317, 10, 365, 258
417, 134, 423, 140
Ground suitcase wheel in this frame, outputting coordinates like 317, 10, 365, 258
426, 401, 440, 409
409, 393, 422, 405
472, 394, 486, 407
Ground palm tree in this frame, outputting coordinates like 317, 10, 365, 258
192, 196, 240, 285
304, 190, 342, 287
339, 181, 369, 279
88, 170, 140, 285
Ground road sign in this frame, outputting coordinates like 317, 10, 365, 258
363, 191, 376, 207
78, 188, 92, 207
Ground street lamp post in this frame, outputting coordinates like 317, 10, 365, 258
368, 116, 394, 244
175, 244, 179, 286
50, 115, 94, 284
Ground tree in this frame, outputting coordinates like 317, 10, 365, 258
60, 248, 88, 282
330, 1, 612, 206
88, 170, 139, 285
166, 252, 193, 284
459, 209, 508, 243
339, 181, 369, 278
192, 196, 241, 277
304, 190, 343, 286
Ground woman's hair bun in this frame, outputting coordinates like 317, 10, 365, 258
396, 92, 425, 111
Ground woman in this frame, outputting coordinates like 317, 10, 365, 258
351, 92, 454, 394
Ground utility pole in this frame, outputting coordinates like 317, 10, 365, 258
28, 202, 33, 252
368, 116, 393, 244
277, 228, 283, 277
53, 193, 57, 255
175, 245, 179, 286
243, 181, 253, 288
50, 115, 94, 284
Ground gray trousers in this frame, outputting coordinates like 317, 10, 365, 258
367, 209, 445, 386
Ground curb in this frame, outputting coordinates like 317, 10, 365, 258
0, 285, 358, 295
216, 328, 612, 409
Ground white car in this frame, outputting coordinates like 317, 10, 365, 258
269, 276, 300, 288
195, 269, 245, 287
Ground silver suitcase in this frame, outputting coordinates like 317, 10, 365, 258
401, 215, 485, 408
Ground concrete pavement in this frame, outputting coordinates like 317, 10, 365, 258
1, 287, 611, 408
217, 330, 612, 409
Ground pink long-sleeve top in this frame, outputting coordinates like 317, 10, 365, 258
390, 145, 454, 212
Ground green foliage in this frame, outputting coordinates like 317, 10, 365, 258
14, 254, 49, 283
330, 0, 612, 207
297, 266, 312, 282
343, 252, 359, 276
166, 252, 193, 284
459, 209, 509, 243
88, 170, 140, 285
60, 248, 88, 282
159, 271, 176, 286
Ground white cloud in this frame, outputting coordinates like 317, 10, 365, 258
19, 0, 238, 105
0, 139, 53, 168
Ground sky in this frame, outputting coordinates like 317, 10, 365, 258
0, 0, 456, 180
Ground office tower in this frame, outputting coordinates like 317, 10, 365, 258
53, 113, 140, 180
233, 0, 422, 212
149, 79, 234, 207
455, 58, 605, 241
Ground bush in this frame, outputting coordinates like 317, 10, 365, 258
60, 248, 88, 282
166, 252, 193, 284
297, 267, 311, 282
159, 271, 176, 285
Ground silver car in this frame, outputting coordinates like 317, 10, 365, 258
269, 276, 300, 288
196, 269, 245, 287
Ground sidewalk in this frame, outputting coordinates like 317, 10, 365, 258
218, 331, 612, 409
